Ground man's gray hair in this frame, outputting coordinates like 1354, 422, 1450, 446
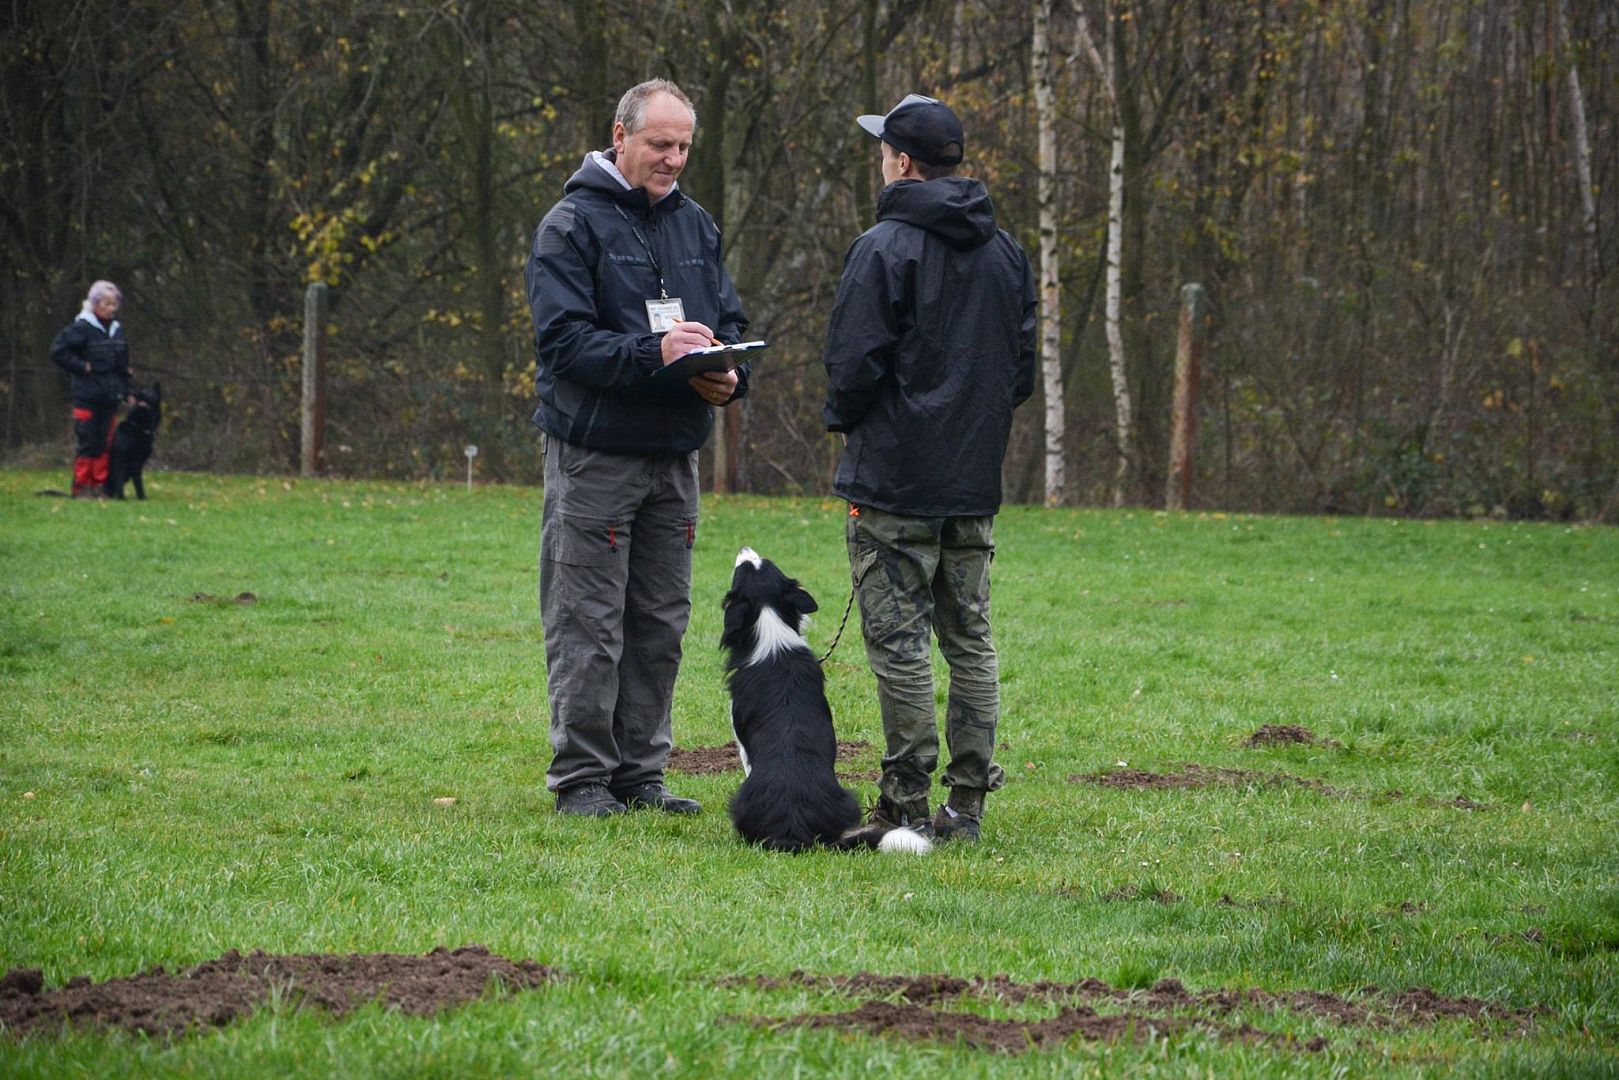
615, 79, 696, 135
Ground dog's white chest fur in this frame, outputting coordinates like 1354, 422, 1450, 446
746, 606, 809, 667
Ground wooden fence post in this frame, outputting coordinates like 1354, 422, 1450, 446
1167, 283, 1206, 511
301, 282, 327, 477
712, 405, 733, 494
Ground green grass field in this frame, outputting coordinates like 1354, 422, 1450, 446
2, 468, 1616, 1077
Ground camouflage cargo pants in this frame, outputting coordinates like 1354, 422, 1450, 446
847, 506, 1006, 819
540, 437, 699, 793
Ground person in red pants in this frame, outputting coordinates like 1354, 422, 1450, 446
50, 280, 131, 498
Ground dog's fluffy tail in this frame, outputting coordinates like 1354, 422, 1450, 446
836, 823, 933, 855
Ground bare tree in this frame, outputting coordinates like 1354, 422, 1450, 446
1556, 0, 1600, 289
1075, 0, 1133, 506
1034, 0, 1065, 505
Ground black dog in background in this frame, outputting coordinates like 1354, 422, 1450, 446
722, 547, 931, 854
105, 382, 161, 500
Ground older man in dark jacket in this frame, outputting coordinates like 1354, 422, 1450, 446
526, 79, 749, 817
823, 94, 1037, 843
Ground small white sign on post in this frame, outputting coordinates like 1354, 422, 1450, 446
464, 445, 478, 492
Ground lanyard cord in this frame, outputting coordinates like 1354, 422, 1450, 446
612, 203, 667, 300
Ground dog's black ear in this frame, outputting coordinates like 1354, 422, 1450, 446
786, 582, 819, 615
150, 382, 162, 400
721, 592, 755, 644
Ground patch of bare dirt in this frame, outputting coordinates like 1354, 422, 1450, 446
721, 971, 1538, 1054
669, 740, 874, 777
1069, 763, 1491, 810
1243, 725, 1341, 748
1, 946, 557, 1040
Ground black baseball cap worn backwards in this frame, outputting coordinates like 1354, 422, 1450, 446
857, 94, 964, 166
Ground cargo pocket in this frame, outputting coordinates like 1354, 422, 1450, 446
849, 533, 905, 642
542, 512, 625, 567
635, 511, 696, 568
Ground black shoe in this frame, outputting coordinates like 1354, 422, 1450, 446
613, 783, 701, 815
556, 782, 627, 817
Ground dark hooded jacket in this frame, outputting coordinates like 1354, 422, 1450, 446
50, 314, 131, 406
526, 151, 749, 455
822, 176, 1037, 517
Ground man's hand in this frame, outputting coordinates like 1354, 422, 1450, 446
660, 320, 715, 366
689, 369, 738, 405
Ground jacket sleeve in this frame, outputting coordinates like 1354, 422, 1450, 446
1013, 246, 1038, 408
526, 200, 665, 390
821, 234, 899, 433
49, 324, 85, 375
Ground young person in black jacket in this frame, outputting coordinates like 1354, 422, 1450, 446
50, 280, 132, 498
822, 95, 1038, 843
525, 79, 750, 817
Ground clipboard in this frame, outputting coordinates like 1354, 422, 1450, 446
652, 340, 769, 381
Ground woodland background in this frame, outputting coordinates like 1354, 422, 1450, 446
2, 0, 1614, 518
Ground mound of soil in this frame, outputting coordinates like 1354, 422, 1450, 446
724, 971, 1538, 1052
1244, 725, 1340, 748
668, 740, 873, 777
0, 946, 557, 1040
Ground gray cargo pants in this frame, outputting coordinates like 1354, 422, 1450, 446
540, 437, 699, 793
847, 506, 1007, 818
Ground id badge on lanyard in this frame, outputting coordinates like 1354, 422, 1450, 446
616, 203, 685, 333
646, 297, 685, 333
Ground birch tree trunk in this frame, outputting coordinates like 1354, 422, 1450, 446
1101, 3, 1133, 506
1076, 0, 1133, 507
1034, 0, 1065, 506
1556, 0, 1599, 286
948, 0, 966, 80
1104, 115, 1132, 507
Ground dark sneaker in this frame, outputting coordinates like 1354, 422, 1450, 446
556, 783, 627, 816
931, 787, 985, 843
613, 783, 701, 815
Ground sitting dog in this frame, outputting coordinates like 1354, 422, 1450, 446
722, 547, 930, 854
105, 382, 161, 500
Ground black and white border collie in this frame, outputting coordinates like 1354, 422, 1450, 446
721, 548, 931, 854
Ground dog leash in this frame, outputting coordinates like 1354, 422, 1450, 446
817, 587, 858, 665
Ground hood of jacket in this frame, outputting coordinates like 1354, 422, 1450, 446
875, 175, 998, 250
75, 310, 122, 338
563, 149, 686, 215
